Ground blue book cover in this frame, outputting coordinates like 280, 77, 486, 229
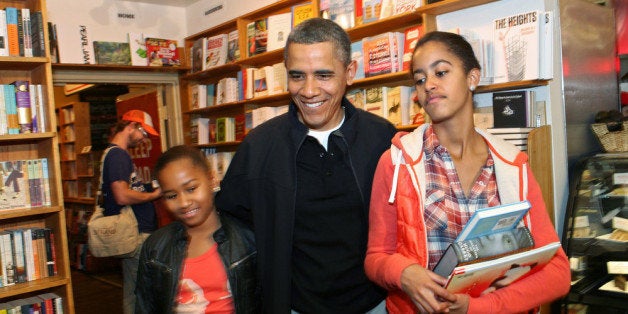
457, 200, 531, 242
351, 41, 364, 80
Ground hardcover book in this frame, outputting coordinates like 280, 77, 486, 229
329, 0, 355, 30
93, 41, 131, 65
493, 10, 542, 83
433, 226, 535, 277
253, 18, 268, 56
292, 2, 315, 27
29, 11, 45, 57
362, 0, 383, 24
386, 86, 402, 126
266, 12, 292, 51
444, 242, 560, 297
394, 0, 421, 14
456, 200, 531, 242
128, 32, 148, 66
365, 86, 386, 118
403, 25, 422, 71
145, 37, 180, 66
227, 29, 240, 62
351, 41, 365, 80
492, 90, 534, 128
205, 34, 228, 69
190, 37, 205, 73
363, 33, 394, 77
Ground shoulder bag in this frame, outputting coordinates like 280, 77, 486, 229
87, 146, 140, 258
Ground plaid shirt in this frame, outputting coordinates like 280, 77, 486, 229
423, 126, 501, 270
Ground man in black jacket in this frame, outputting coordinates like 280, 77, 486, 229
215, 18, 397, 314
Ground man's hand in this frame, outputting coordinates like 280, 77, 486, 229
400, 264, 456, 313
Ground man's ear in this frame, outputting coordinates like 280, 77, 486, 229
346, 60, 357, 86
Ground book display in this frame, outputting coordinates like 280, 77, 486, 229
180, 0, 504, 152
0, 0, 74, 312
560, 153, 628, 312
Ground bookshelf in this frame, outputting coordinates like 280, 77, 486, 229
0, 0, 74, 312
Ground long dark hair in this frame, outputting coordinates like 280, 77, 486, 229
413, 31, 481, 74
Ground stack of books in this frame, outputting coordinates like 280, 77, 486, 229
434, 200, 561, 297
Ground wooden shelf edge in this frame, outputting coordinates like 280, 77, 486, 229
0, 132, 56, 142
418, 0, 500, 15
0, 277, 70, 299
194, 141, 242, 148
476, 80, 550, 93
51, 63, 190, 73
64, 197, 95, 205
0, 206, 63, 220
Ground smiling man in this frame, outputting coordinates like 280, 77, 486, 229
215, 18, 397, 314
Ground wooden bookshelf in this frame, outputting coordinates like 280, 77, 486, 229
0, 0, 74, 312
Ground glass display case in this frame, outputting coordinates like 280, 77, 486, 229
561, 153, 628, 313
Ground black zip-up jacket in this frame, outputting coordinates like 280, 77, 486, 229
215, 100, 397, 313
135, 215, 259, 314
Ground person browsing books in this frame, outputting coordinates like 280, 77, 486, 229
102, 110, 162, 314
215, 18, 397, 313
135, 145, 259, 314
364, 31, 570, 313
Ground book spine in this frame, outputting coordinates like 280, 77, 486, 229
0, 10, 8, 56
10, 230, 27, 283
4, 85, 20, 134
5, 8, 19, 57
13, 80, 33, 133
21, 8, 32, 57
30, 11, 45, 57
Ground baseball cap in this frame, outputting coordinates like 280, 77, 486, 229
121, 110, 159, 136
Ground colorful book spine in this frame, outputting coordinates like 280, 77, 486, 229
5, 7, 19, 56
13, 80, 33, 133
4, 84, 20, 134
0, 9, 8, 56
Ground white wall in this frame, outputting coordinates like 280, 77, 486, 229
184, 0, 278, 36
46, 0, 187, 44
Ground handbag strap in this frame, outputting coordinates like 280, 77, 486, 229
95, 145, 120, 206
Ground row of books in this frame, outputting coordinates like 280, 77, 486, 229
190, 30, 239, 73
0, 158, 51, 210
189, 62, 288, 109
0, 228, 58, 287
246, 10, 292, 58
0, 8, 46, 57
91, 35, 181, 67
347, 85, 428, 126
190, 105, 290, 145
320, 0, 422, 29
0, 292, 63, 314
0, 82, 47, 135
352, 26, 422, 79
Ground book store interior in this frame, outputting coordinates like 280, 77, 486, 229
0, 0, 627, 313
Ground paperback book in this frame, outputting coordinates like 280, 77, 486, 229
433, 226, 535, 277
92, 41, 131, 65
492, 90, 535, 128
145, 37, 180, 66
456, 200, 531, 242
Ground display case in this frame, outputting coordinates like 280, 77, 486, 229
560, 153, 628, 313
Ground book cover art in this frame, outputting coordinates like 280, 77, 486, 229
403, 25, 422, 71
205, 34, 228, 69
190, 37, 205, 73
434, 226, 534, 278
54, 22, 95, 64
379, 0, 395, 20
246, 22, 256, 57
362, 0, 383, 24
445, 242, 560, 297
267, 12, 292, 51
365, 86, 386, 118
329, 0, 355, 30
351, 41, 365, 80
93, 41, 131, 65
128, 32, 148, 66
254, 19, 268, 56
4, 84, 19, 135
493, 11, 542, 83
292, 2, 315, 27
386, 86, 402, 126
3, 160, 30, 209
363, 33, 394, 77
457, 200, 531, 242
395, 0, 421, 14
492, 90, 532, 128
227, 29, 240, 62
346, 89, 366, 110
145, 37, 180, 66
253, 67, 268, 98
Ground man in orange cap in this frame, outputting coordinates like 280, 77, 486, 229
102, 109, 162, 314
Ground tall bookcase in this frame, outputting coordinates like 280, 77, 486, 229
0, 0, 74, 312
